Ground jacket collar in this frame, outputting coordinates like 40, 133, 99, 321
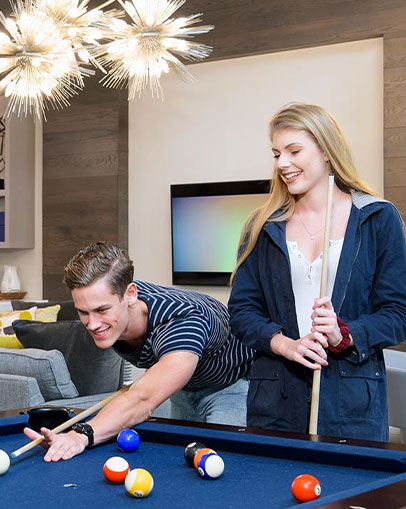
351, 190, 387, 215
262, 191, 386, 313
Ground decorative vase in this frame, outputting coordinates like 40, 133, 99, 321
1, 265, 21, 293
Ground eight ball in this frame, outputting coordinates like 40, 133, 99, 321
184, 442, 206, 467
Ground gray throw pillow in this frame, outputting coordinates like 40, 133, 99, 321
0, 347, 79, 401
13, 320, 124, 396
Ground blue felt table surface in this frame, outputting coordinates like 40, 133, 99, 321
1, 415, 406, 509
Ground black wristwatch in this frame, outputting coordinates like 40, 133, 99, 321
72, 423, 94, 448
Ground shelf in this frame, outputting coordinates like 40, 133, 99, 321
0, 291, 26, 300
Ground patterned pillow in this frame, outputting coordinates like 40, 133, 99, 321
0, 305, 61, 349
36, 304, 61, 323
0, 307, 37, 349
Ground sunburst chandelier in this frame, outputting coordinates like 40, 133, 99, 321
0, 1, 92, 117
94, 0, 214, 99
35, 0, 124, 72
0, 0, 214, 117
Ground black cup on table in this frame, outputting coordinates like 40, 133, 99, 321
27, 407, 70, 432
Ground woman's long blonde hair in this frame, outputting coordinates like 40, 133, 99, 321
230, 102, 376, 284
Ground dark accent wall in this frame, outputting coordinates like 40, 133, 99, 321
42, 79, 128, 298
1, 1, 404, 297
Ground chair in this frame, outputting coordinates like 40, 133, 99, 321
383, 348, 406, 444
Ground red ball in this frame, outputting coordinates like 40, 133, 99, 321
291, 474, 321, 502
103, 456, 130, 484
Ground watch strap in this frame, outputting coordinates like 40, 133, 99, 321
72, 422, 94, 448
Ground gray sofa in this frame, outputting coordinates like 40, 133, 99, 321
0, 300, 126, 411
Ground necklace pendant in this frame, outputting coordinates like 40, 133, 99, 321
310, 235, 315, 240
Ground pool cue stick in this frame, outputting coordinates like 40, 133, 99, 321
308, 173, 335, 435
10, 384, 131, 459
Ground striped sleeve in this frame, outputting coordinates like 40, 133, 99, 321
151, 314, 209, 358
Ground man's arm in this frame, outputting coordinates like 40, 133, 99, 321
24, 351, 199, 462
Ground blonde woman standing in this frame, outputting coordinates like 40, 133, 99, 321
228, 103, 406, 441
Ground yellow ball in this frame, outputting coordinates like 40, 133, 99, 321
125, 468, 154, 498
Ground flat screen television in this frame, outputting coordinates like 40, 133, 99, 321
171, 180, 270, 285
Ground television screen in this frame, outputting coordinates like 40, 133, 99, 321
171, 180, 269, 285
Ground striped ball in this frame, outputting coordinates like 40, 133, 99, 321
198, 453, 224, 479
125, 468, 154, 498
103, 456, 130, 484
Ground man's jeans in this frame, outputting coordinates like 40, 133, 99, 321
169, 378, 248, 426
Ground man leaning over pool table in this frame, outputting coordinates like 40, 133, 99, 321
24, 241, 255, 462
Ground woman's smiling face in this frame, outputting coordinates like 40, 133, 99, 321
271, 128, 329, 197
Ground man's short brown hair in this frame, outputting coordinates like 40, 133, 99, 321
63, 241, 134, 298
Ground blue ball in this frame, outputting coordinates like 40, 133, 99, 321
197, 453, 224, 479
117, 429, 140, 453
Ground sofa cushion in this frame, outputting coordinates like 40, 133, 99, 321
0, 373, 46, 411
13, 320, 124, 396
0, 347, 79, 401
12, 300, 78, 321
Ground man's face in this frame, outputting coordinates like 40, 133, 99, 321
72, 277, 130, 349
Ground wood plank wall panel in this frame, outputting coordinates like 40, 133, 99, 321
42, 76, 128, 298
384, 35, 406, 218
1, 1, 405, 296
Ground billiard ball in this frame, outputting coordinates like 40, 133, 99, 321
291, 474, 321, 502
125, 468, 154, 498
117, 428, 140, 453
0, 449, 10, 475
184, 442, 206, 467
193, 447, 217, 469
103, 456, 130, 484
197, 453, 224, 479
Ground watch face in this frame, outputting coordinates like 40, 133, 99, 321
73, 423, 94, 447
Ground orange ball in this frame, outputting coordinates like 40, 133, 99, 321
193, 447, 217, 469
291, 474, 321, 502
103, 456, 130, 484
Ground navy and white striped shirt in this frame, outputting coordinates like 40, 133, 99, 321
113, 281, 255, 390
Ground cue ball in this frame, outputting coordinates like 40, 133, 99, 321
125, 468, 154, 498
184, 442, 206, 467
291, 474, 321, 502
117, 428, 140, 453
0, 449, 10, 475
197, 453, 224, 479
103, 456, 130, 484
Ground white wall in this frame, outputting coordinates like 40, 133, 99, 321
0, 119, 43, 299
0, 38, 383, 303
129, 38, 383, 304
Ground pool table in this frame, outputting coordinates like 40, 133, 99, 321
1, 410, 406, 508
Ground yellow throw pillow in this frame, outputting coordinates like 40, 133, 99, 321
0, 307, 37, 349
0, 307, 37, 319
0, 335, 23, 349
0, 304, 61, 349
36, 304, 61, 323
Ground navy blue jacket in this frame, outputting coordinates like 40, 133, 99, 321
228, 193, 406, 441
